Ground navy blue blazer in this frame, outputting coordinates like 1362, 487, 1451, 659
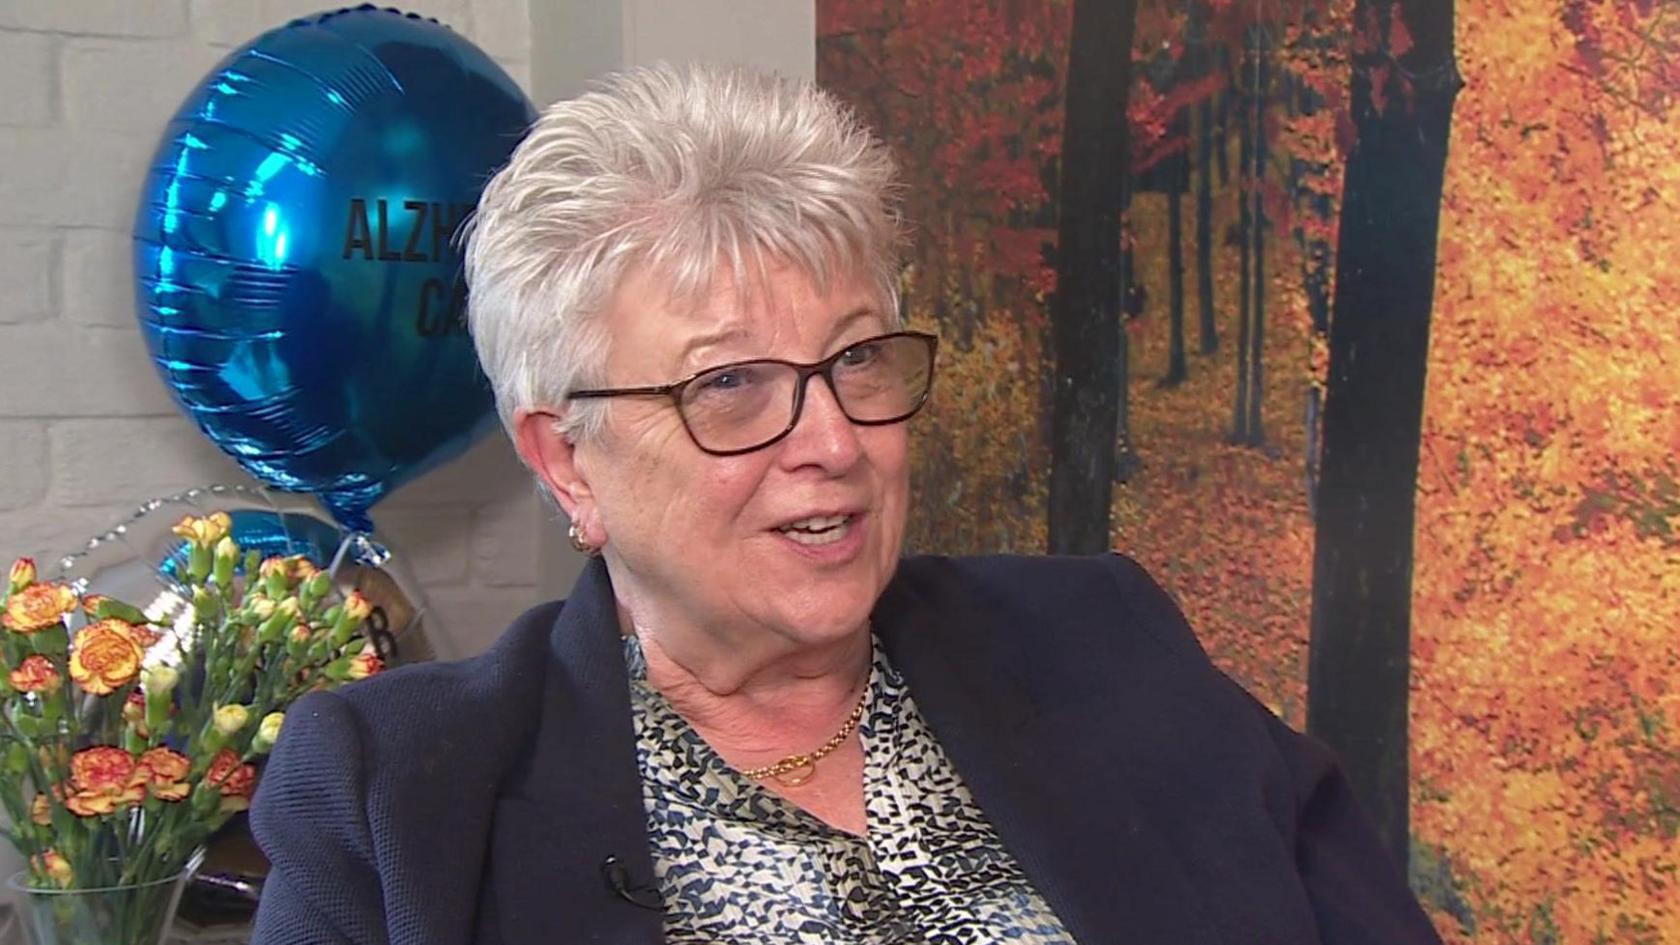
249, 554, 1442, 944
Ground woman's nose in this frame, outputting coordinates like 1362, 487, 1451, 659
779, 373, 863, 471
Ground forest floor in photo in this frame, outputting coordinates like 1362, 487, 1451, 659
1111, 180, 1316, 726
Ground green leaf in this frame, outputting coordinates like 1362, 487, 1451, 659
89, 597, 148, 625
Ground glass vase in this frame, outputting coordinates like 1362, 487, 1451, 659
6, 865, 196, 945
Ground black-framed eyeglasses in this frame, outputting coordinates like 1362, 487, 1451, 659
567, 331, 938, 456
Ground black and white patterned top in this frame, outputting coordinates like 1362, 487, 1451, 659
624, 633, 1077, 944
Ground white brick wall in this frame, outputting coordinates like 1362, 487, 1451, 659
0, 0, 535, 659
0, 230, 56, 323
0, 1, 191, 38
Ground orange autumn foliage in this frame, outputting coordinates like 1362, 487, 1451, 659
821, 0, 1072, 553
1411, 2, 1680, 942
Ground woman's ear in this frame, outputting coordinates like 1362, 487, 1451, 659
514, 408, 595, 522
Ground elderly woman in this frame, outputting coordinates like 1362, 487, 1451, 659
249, 65, 1440, 945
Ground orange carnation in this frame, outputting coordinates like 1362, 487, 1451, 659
343, 591, 373, 622
30, 792, 51, 826
31, 850, 72, 888
3, 582, 78, 633
170, 512, 231, 546
122, 690, 147, 736
68, 619, 145, 695
259, 555, 319, 584
348, 646, 384, 681
125, 624, 163, 650
132, 748, 191, 802
204, 749, 256, 813
71, 746, 135, 791
63, 746, 144, 816
8, 557, 35, 591
8, 655, 61, 694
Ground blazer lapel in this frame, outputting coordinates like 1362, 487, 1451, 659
483, 560, 665, 945
875, 563, 1224, 945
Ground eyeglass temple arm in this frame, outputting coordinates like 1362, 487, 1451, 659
566, 384, 680, 400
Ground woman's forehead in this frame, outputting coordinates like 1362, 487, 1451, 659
607, 261, 885, 366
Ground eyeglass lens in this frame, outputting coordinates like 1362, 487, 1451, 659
679, 334, 932, 453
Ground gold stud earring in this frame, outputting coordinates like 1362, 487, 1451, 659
567, 521, 600, 557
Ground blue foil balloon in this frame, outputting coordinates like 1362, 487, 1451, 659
133, 6, 536, 532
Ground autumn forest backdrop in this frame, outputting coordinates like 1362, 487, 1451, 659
818, 1, 1679, 942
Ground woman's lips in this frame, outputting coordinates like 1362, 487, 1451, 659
771, 510, 867, 560
776, 513, 854, 546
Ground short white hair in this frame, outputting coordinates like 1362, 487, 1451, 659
463, 63, 905, 445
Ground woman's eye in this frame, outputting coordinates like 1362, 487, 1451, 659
700, 371, 742, 391
696, 365, 764, 394
838, 342, 882, 367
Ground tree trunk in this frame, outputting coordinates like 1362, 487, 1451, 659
1117, 175, 1142, 484
1216, 45, 1232, 186
1196, 94, 1218, 356
1307, 0, 1461, 873
1244, 35, 1268, 443
1048, 0, 1138, 554
1115, 326, 1139, 484
1232, 60, 1253, 441
1190, 3, 1218, 357
1164, 189, 1188, 385
1294, 70, 1333, 513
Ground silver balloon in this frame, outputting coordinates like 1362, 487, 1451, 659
52, 484, 450, 667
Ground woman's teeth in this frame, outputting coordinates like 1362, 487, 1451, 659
778, 514, 852, 546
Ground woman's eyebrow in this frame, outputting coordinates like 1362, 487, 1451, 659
822, 307, 885, 349
679, 324, 753, 369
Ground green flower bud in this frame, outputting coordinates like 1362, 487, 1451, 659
251, 596, 277, 618
212, 703, 249, 736
187, 543, 212, 584
143, 665, 178, 736
213, 536, 238, 587
263, 569, 287, 602
7, 557, 36, 593
142, 664, 179, 696
322, 655, 354, 682
251, 711, 285, 754
190, 781, 218, 817
257, 598, 298, 643
300, 571, 333, 607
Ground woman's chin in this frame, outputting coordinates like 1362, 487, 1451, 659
751, 581, 881, 648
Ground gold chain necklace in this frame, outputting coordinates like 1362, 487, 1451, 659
738, 688, 868, 787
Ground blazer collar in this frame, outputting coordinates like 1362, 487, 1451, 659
487, 556, 1221, 945
873, 561, 1223, 945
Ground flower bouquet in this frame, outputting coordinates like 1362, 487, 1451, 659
0, 512, 385, 944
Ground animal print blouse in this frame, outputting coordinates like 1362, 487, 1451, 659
623, 634, 1077, 944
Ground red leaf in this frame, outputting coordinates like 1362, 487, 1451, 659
1389, 9, 1415, 58
1369, 62, 1392, 115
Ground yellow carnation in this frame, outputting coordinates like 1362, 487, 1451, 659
68, 619, 145, 695
170, 512, 231, 546
3, 583, 78, 634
